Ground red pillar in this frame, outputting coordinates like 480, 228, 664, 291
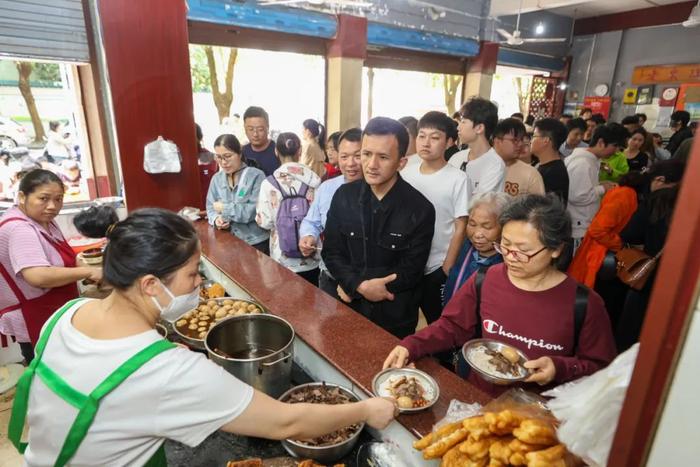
96, 0, 200, 211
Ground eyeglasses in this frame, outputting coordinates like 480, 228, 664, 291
498, 136, 524, 146
493, 242, 547, 263
245, 126, 267, 134
215, 152, 237, 162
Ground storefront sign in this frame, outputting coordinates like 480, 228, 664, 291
623, 88, 638, 105
659, 87, 679, 107
636, 85, 653, 105
583, 96, 611, 119
632, 64, 700, 85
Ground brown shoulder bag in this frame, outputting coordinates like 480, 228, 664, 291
615, 247, 663, 291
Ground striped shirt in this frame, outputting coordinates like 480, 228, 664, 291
0, 206, 68, 343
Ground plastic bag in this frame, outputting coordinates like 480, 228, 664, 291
543, 343, 639, 467
433, 399, 482, 431
143, 136, 181, 174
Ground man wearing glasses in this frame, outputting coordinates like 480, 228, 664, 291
494, 118, 544, 197
241, 106, 280, 177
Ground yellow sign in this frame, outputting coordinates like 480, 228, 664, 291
632, 64, 700, 85
623, 88, 638, 105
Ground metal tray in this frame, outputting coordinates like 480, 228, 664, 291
372, 367, 439, 413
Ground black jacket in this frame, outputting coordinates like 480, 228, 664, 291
666, 127, 692, 156
322, 176, 435, 338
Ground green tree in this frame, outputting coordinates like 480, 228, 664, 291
189, 45, 211, 92
32, 63, 61, 84
15, 62, 46, 143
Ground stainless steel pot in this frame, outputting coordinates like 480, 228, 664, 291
205, 314, 294, 397
278, 383, 365, 464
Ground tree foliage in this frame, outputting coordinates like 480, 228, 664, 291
189, 45, 211, 93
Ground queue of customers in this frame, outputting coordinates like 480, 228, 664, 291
194, 100, 688, 395
0, 101, 690, 465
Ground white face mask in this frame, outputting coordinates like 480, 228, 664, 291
151, 281, 200, 323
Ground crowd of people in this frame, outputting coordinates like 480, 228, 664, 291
193, 100, 690, 394
0, 98, 693, 464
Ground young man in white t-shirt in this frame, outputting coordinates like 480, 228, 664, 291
402, 111, 468, 323
448, 97, 505, 204
494, 118, 545, 196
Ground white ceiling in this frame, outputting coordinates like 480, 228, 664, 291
490, 0, 693, 19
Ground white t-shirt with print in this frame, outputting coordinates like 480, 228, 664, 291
402, 162, 469, 274
448, 147, 505, 204
24, 299, 254, 467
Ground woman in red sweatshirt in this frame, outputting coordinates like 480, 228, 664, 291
383, 195, 616, 396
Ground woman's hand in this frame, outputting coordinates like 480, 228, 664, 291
362, 397, 398, 430
214, 216, 230, 230
383, 345, 410, 369
213, 201, 224, 213
85, 267, 103, 283
524, 357, 556, 385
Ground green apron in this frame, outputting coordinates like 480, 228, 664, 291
8, 298, 176, 467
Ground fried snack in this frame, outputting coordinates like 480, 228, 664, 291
488, 436, 515, 464
509, 452, 527, 466
484, 410, 525, 436
513, 419, 558, 446
488, 460, 506, 467
525, 444, 567, 466
226, 460, 262, 467
413, 421, 462, 450
440, 445, 473, 467
423, 428, 470, 459
462, 416, 491, 441
458, 435, 498, 460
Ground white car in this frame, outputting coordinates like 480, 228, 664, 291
0, 116, 31, 150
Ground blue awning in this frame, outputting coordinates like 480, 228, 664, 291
187, 0, 337, 39
367, 23, 479, 57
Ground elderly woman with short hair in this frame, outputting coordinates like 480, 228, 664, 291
385, 194, 616, 396
442, 192, 510, 306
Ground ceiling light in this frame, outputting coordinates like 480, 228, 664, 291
535, 23, 545, 35
682, 2, 700, 27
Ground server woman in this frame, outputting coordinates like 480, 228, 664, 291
9, 208, 395, 466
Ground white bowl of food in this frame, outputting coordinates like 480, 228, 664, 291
372, 367, 439, 413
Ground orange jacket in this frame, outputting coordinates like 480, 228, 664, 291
568, 186, 638, 287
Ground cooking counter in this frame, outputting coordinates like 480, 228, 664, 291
194, 221, 491, 463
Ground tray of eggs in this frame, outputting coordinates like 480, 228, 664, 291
173, 298, 264, 349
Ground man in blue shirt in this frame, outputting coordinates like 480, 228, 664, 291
241, 106, 281, 176
298, 128, 362, 295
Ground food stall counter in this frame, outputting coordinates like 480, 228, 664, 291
194, 222, 491, 448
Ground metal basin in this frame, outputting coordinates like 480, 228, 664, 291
206, 314, 294, 397
277, 383, 365, 464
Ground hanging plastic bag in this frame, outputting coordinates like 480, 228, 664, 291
143, 136, 181, 174
543, 343, 639, 467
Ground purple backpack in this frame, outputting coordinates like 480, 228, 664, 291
266, 176, 310, 258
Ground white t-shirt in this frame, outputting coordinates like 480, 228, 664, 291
25, 300, 254, 467
401, 153, 420, 170
402, 162, 469, 274
448, 148, 505, 204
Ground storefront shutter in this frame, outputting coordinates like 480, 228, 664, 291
0, 0, 89, 63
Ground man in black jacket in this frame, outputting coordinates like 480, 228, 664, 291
666, 110, 692, 155
322, 117, 435, 338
